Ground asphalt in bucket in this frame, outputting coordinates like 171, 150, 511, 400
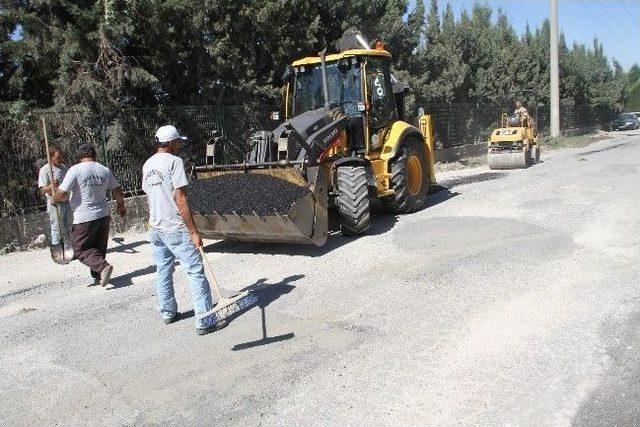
186, 173, 310, 216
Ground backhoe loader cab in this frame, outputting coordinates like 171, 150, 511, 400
288, 50, 403, 132
487, 96, 540, 170
188, 31, 436, 246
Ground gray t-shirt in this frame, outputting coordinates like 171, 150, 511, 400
59, 161, 120, 224
38, 164, 68, 203
142, 153, 189, 231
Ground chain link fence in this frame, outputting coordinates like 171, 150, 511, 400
0, 105, 278, 218
0, 102, 614, 218
422, 103, 615, 148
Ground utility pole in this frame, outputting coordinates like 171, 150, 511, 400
550, 0, 560, 137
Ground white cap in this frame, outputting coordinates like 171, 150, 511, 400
155, 125, 188, 143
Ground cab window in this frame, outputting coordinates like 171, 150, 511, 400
366, 57, 396, 130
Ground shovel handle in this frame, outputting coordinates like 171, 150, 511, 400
198, 247, 224, 301
42, 118, 66, 251
42, 118, 57, 194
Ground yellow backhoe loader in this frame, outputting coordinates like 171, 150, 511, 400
187, 30, 436, 246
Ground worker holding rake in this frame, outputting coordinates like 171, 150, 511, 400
142, 125, 224, 336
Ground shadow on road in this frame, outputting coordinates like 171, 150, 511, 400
204, 186, 465, 258
230, 274, 304, 351
426, 185, 460, 207
173, 309, 195, 322
204, 213, 397, 257
108, 238, 150, 254
171, 275, 304, 335
107, 263, 166, 289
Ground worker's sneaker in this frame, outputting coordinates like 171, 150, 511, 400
162, 312, 177, 324
99, 264, 113, 287
196, 319, 228, 336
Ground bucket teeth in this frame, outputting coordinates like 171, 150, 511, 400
212, 210, 227, 221
252, 211, 267, 221
272, 209, 287, 222
231, 211, 246, 222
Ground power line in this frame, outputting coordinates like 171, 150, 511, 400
595, 0, 637, 31
578, 0, 631, 45
590, 0, 634, 32
618, 0, 636, 20
605, 0, 638, 27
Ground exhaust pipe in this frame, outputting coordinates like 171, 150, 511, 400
319, 47, 330, 112
355, 33, 371, 49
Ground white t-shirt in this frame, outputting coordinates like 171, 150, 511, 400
38, 164, 68, 202
58, 161, 120, 224
142, 153, 189, 231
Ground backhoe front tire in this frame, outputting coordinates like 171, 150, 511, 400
383, 139, 428, 214
336, 166, 371, 236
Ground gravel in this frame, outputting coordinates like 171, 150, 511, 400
186, 173, 310, 216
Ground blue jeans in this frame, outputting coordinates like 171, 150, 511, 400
47, 201, 72, 245
150, 229, 213, 329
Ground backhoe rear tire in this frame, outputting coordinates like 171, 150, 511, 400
383, 139, 427, 214
336, 166, 371, 236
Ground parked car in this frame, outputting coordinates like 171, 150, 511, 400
629, 112, 640, 127
611, 113, 640, 131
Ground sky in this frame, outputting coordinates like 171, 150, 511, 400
428, 0, 639, 70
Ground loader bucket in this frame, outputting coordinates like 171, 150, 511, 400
186, 166, 328, 246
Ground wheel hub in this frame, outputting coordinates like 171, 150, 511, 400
406, 155, 423, 196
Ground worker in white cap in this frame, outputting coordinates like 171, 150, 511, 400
142, 125, 222, 335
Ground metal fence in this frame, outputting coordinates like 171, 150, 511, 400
0, 102, 613, 218
0, 105, 278, 217
422, 103, 614, 148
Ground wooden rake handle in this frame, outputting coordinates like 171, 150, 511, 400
198, 246, 224, 301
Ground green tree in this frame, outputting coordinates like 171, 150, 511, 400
0, 0, 633, 117
627, 64, 640, 86
406, 0, 467, 107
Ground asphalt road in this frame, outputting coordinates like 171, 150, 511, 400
1, 131, 639, 425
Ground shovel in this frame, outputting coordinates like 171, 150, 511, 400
42, 118, 74, 264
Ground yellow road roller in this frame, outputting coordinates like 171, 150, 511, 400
488, 109, 540, 170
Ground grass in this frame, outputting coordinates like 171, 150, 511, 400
540, 131, 612, 151
436, 155, 485, 172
